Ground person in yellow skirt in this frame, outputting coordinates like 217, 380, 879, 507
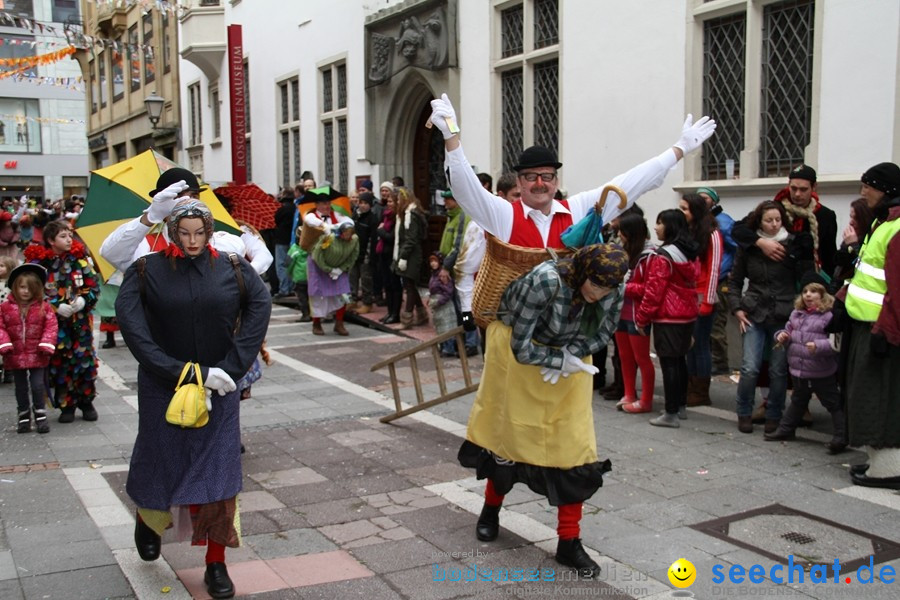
458, 244, 628, 578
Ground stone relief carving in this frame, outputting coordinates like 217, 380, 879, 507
368, 5, 450, 86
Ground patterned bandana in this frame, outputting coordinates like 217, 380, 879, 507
558, 243, 629, 291
166, 198, 214, 251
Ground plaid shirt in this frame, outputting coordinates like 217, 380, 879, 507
499, 261, 623, 369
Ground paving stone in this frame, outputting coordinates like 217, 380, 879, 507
241, 490, 288, 512
11, 539, 116, 576
249, 467, 328, 489
384, 561, 499, 600
268, 481, 356, 507
318, 519, 385, 544
312, 456, 392, 481
295, 497, 381, 526
0, 579, 24, 600
388, 505, 479, 536
295, 576, 403, 599
344, 472, 416, 496
18, 564, 133, 600
349, 537, 445, 573
244, 527, 337, 559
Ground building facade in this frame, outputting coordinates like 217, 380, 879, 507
0, 0, 88, 204
173, 0, 895, 228
75, 0, 181, 171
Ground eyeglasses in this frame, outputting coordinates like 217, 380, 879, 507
518, 172, 557, 183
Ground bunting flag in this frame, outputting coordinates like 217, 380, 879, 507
0, 44, 75, 68
9, 73, 85, 91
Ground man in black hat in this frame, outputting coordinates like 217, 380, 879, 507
842, 161, 900, 489
429, 93, 715, 249
731, 164, 838, 275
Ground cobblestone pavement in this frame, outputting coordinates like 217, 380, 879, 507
0, 303, 897, 599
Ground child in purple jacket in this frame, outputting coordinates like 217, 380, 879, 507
765, 274, 846, 453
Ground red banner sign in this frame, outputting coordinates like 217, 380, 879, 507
227, 25, 247, 185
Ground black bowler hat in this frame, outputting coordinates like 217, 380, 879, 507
8, 263, 47, 287
512, 146, 562, 172
148, 167, 207, 197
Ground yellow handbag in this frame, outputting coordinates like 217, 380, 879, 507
166, 363, 209, 428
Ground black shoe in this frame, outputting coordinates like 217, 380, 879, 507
204, 562, 235, 599
850, 471, 900, 490
101, 338, 116, 349
465, 346, 479, 357
240, 444, 246, 454
602, 387, 624, 401
475, 504, 500, 542
134, 516, 161, 561
382, 315, 400, 325
296, 314, 312, 323
850, 463, 869, 475
826, 440, 847, 454
58, 408, 75, 423
555, 537, 601, 578
80, 403, 98, 422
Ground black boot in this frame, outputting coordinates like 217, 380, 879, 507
102, 332, 116, 349
134, 515, 161, 561
34, 409, 49, 434
763, 400, 805, 441
204, 562, 235, 599
475, 503, 501, 541
555, 537, 601, 578
79, 400, 98, 422
58, 405, 76, 423
17, 410, 31, 433
826, 409, 848, 454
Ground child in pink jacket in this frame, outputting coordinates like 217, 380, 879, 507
0, 264, 58, 433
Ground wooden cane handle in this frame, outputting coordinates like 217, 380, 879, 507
595, 185, 628, 214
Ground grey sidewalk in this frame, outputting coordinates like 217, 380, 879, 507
1, 303, 898, 599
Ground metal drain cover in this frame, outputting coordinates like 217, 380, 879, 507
690, 504, 900, 571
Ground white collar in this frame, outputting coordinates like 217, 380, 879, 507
522, 199, 571, 220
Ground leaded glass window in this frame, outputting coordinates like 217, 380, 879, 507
324, 121, 334, 185
501, 5, 523, 58
702, 14, 746, 180
533, 60, 558, 153
534, 0, 558, 49
323, 69, 333, 112
760, 0, 814, 178
501, 69, 523, 173
337, 64, 347, 109
338, 118, 348, 192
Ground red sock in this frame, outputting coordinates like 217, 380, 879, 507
313, 317, 321, 326
336, 306, 346, 322
557, 502, 582, 540
206, 540, 226, 564
484, 479, 505, 507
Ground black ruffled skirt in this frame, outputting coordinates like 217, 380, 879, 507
458, 440, 611, 507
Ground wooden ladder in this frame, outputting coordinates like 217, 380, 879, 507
371, 326, 479, 423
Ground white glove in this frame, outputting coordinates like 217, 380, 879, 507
673, 114, 717, 156
540, 366, 566, 385
204, 367, 236, 396
56, 303, 74, 318
330, 267, 343, 280
145, 180, 189, 224
397, 259, 408, 272
429, 93, 460, 140
70, 296, 86, 313
561, 347, 599, 377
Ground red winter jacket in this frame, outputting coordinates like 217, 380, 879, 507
0, 298, 58, 369
634, 244, 700, 328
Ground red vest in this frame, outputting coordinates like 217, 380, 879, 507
507, 199, 573, 249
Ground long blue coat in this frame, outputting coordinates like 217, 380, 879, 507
116, 249, 271, 509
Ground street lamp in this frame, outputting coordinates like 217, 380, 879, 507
144, 91, 165, 128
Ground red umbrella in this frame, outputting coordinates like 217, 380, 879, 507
213, 184, 279, 231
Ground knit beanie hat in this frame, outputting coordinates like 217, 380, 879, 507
861, 162, 900, 198
696, 186, 719, 204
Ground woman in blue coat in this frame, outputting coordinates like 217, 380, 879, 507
116, 199, 271, 599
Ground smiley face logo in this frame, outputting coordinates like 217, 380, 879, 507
668, 558, 696, 588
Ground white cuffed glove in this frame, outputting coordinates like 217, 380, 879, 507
145, 180, 189, 223
673, 114, 717, 156
397, 258, 408, 272
70, 296, 86, 313
205, 388, 213, 412
561, 347, 599, 377
330, 267, 343, 280
204, 367, 236, 396
540, 366, 565, 385
56, 303, 74, 318
429, 93, 460, 140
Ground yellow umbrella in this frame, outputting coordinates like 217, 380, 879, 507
77, 150, 239, 281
